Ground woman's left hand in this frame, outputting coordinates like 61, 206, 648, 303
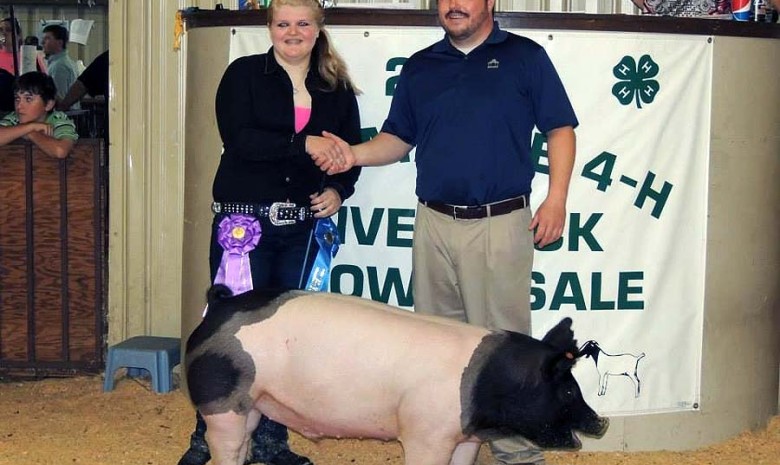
310, 187, 342, 218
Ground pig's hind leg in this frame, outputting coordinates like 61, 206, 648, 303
204, 411, 252, 465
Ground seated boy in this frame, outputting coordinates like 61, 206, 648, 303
0, 71, 77, 159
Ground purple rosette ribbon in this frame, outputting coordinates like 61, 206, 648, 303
213, 213, 261, 294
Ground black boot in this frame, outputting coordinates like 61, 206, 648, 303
178, 411, 211, 465
246, 416, 313, 465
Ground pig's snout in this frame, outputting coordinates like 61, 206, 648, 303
579, 416, 609, 439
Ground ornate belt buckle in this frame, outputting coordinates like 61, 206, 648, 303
211, 202, 222, 214
269, 202, 296, 226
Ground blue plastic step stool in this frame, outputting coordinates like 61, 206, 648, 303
103, 336, 181, 393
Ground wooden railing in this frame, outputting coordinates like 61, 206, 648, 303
182, 8, 780, 39
0, 139, 107, 377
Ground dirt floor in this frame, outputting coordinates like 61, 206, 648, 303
0, 375, 778, 465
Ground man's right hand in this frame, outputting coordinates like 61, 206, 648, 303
306, 135, 340, 167
313, 131, 413, 174
318, 131, 356, 175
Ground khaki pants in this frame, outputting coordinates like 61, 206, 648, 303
413, 202, 544, 465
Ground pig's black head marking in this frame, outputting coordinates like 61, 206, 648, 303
576, 413, 610, 439
540, 318, 581, 383
461, 318, 608, 450
542, 351, 577, 383
530, 424, 582, 450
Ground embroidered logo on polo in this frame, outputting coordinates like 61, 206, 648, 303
487, 58, 499, 69
611, 54, 660, 109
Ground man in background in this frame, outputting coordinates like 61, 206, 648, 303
57, 50, 108, 140
24, 35, 40, 48
57, 50, 108, 109
42, 24, 79, 109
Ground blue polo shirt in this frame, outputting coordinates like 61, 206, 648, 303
382, 22, 578, 206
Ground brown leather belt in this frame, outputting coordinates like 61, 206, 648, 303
420, 194, 529, 220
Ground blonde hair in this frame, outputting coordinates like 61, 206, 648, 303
268, 0, 360, 94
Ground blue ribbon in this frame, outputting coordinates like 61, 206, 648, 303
304, 218, 341, 292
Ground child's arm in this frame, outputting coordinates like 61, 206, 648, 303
0, 123, 51, 146
26, 129, 75, 159
26, 112, 79, 159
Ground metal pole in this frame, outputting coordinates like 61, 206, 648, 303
9, 4, 19, 77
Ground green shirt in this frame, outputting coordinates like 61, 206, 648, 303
0, 110, 79, 141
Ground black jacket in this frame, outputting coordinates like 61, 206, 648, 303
212, 48, 361, 205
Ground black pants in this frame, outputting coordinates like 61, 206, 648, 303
189, 410, 289, 460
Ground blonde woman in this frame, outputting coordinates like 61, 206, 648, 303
178, 1, 361, 465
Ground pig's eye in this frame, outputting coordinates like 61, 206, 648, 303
559, 387, 575, 401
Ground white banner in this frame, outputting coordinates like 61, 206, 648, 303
229, 26, 711, 416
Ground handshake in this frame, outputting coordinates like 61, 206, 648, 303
306, 130, 355, 175
306, 130, 412, 175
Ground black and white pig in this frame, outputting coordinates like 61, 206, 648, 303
184, 285, 608, 465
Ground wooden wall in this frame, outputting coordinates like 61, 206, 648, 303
0, 140, 106, 376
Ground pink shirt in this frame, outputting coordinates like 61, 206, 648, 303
0, 50, 15, 75
0, 49, 47, 75
294, 106, 311, 134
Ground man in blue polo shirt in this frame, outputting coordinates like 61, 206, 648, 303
42, 24, 79, 110
318, 0, 576, 463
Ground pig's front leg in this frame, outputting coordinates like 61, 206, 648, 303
449, 442, 480, 465
397, 389, 469, 465
204, 410, 252, 465
401, 438, 456, 465
400, 430, 480, 465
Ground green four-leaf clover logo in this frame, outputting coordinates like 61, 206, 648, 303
612, 55, 660, 109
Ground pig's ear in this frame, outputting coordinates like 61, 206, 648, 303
543, 350, 578, 380
542, 317, 575, 351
